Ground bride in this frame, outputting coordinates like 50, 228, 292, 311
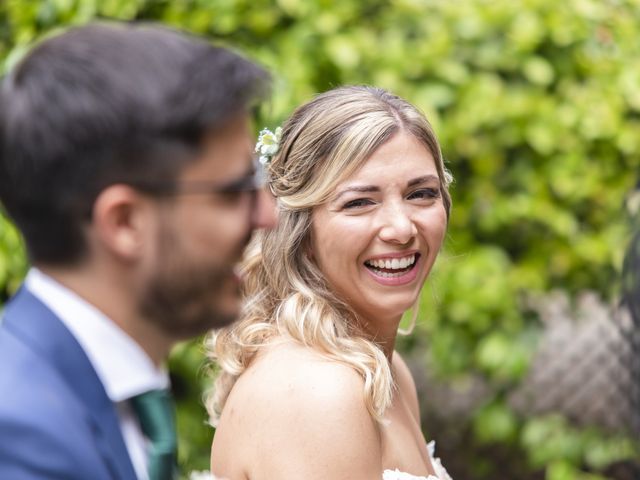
206, 85, 453, 480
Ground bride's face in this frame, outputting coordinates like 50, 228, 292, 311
310, 131, 447, 333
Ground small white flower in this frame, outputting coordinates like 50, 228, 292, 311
255, 126, 282, 165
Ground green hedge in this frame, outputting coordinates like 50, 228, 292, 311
2, 1, 639, 478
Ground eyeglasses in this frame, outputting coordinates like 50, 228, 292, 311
128, 162, 267, 201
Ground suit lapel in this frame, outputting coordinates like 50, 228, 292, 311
3, 287, 138, 480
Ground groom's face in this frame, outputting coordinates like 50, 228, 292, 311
137, 114, 277, 339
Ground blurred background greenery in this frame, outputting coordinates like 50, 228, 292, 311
1, 0, 639, 479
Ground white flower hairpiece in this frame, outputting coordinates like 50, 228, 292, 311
255, 126, 282, 166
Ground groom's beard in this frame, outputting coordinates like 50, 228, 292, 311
137, 223, 244, 339
139, 263, 238, 339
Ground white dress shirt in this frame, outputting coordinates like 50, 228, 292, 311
25, 268, 170, 480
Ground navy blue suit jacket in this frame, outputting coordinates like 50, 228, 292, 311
0, 287, 138, 479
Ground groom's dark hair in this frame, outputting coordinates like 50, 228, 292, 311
0, 22, 268, 265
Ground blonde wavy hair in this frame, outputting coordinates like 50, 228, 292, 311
206, 85, 452, 424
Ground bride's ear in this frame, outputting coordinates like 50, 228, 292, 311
304, 233, 315, 262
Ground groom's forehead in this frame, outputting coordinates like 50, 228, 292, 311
180, 114, 255, 180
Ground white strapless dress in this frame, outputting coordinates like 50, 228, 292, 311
382, 441, 452, 480
206, 441, 452, 480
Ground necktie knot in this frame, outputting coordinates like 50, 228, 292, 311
131, 389, 177, 480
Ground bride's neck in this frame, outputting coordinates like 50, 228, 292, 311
358, 315, 402, 362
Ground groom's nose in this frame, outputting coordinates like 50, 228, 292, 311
251, 188, 277, 230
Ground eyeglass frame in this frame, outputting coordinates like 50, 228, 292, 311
125, 159, 268, 207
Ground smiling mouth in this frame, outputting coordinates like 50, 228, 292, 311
363, 253, 420, 278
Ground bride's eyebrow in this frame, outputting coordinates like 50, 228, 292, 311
408, 174, 439, 186
333, 185, 380, 202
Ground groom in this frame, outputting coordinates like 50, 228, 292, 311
0, 22, 275, 479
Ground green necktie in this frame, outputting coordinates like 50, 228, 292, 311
130, 389, 178, 480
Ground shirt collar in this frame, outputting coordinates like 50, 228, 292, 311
25, 268, 169, 401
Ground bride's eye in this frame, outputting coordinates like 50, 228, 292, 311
407, 188, 440, 200
343, 198, 374, 209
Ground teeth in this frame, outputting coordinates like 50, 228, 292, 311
378, 270, 406, 278
366, 254, 416, 271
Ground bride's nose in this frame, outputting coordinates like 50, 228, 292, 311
377, 202, 417, 245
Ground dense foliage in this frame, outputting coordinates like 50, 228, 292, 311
1, 1, 639, 478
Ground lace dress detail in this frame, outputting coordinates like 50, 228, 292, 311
382, 441, 452, 480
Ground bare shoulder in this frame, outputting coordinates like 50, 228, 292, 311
392, 351, 421, 422
214, 339, 382, 480
234, 340, 375, 430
